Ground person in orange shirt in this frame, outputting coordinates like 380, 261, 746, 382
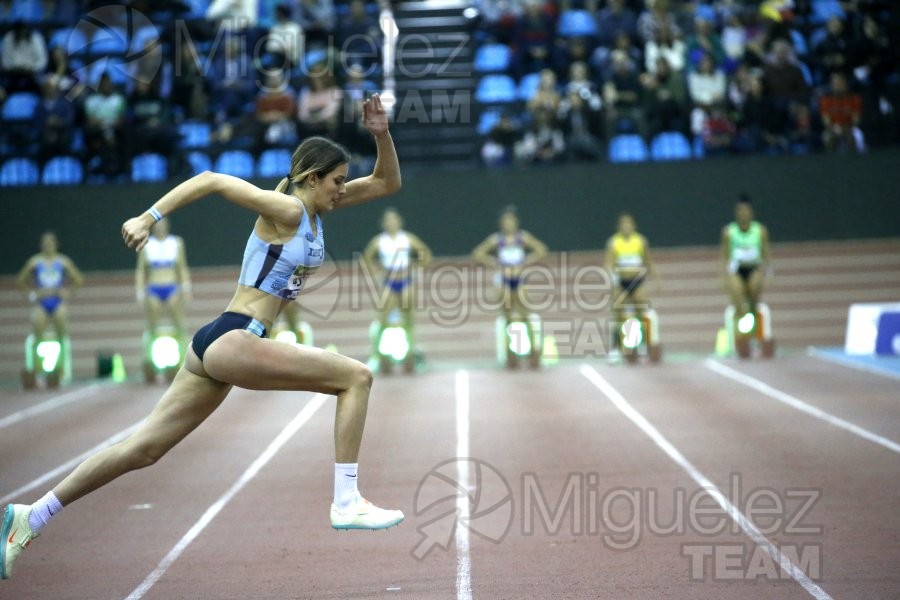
818, 72, 863, 152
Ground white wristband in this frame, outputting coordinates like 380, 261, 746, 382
148, 207, 163, 222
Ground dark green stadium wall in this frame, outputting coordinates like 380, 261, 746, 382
3, 149, 899, 274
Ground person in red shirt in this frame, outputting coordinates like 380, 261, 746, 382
818, 72, 863, 152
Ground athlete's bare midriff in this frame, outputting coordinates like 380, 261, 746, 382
223, 285, 291, 331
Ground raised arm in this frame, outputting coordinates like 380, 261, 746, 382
122, 172, 302, 252
338, 94, 401, 209
472, 234, 499, 267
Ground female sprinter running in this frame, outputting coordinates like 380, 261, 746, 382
472, 205, 548, 338
361, 207, 432, 363
603, 213, 659, 352
135, 218, 192, 365
721, 195, 771, 317
15, 232, 85, 381
2, 94, 402, 580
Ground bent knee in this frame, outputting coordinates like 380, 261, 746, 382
347, 360, 373, 391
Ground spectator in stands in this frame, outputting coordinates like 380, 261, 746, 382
1, 21, 48, 93
171, 46, 210, 120
594, 30, 642, 82
129, 38, 165, 93
527, 68, 561, 114
515, 107, 566, 164
84, 73, 126, 177
685, 15, 725, 70
253, 69, 296, 155
209, 37, 255, 121
338, 93, 377, 175
297, 0, 336, 48
558, 85, 603, 160
851, 16, 891, 95
338, 0, 382, 71
129, 80, 186, 176
513, 0, 555, 78
688, 53, 727, 109
637, 0, 681, 45
819, 72, 864, 152
266, 3, 304, 70
595, 0, 638, 49
481, 112, 520, 167
721, 12, 747, 65
700, 103, 736, 155
813, 16, 850, 80
762, 40, 811, 150
206, 0, 257, 31
343, 63, 371, 103
644, 25, 685, 74
640, 56, 687, 138
603, 52, 645, 137
36, 75, 75, 164
732, 70, 767, 152
46, 47, 76, 96
297, 68, 341, 138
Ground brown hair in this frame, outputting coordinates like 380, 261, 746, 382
275, 137, 350, 194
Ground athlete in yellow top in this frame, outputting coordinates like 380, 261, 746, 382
604, 213, 658, 352
720, 195, 771, 316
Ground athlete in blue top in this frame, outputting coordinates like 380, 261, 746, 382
15, 232, 84, 374
2, 94, 403, 580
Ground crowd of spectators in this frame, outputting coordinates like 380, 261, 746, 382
477, 0, 898, 166
0, 0, 384, 182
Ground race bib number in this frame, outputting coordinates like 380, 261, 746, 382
733, 246, 760, 264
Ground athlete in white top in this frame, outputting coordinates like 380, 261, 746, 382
2, 95, 404, 581
362, 208, 431, 360
135, 218, 192, 360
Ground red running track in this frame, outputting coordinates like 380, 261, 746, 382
0, 354, 898, 599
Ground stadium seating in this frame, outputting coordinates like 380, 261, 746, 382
608, 135, 649, 163
1, 93, 39, 121
557, 10, 597, 38
257, 149, 292, 178
0, 158, 40, 186
477, 109, 503, 136
187, 151, 211, 175
131, 153, 167, 182
179, 122, 211, 149
474, 44, 512, 73
475, 75, 517, 104
650, 132, 692, 161
517, 72, 542, 101
41, 156, 84, 185
215, 150, 255, 178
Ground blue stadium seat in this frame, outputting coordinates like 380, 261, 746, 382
557, 10, 597, 38
132, 153, 167, 182
215, 150, 254, 178
477, 109, 503, 135
2, 93, 39, 121
8, 0, 42, 22
42, 156, 84, 185
179, 121, 211, 148
475, 75, 517, 103
811, 0, 844, 24
257, 149, 292, 178
185, 0, 211, 19
49, 27, 88, 52
0, 158, 40, 186
790, 30, 808, 55
517, 72, 542, 101
187, 151, 211, 175
474, 43, 512, 73
87, 25, 128, 55
608, 135, 648, 163
650, 132, 692, 161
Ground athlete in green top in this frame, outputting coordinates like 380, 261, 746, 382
720, 195, 771, 316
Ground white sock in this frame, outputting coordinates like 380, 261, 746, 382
333, 463, 359, 509
28, 491, 63, 533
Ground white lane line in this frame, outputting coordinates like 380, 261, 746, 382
0, 420, 143, 505
705, 359, 900, 455
579, 365, 832, 600
0, 384, 101, 430
124, 393, 328, 600
455, 370, 472, 600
